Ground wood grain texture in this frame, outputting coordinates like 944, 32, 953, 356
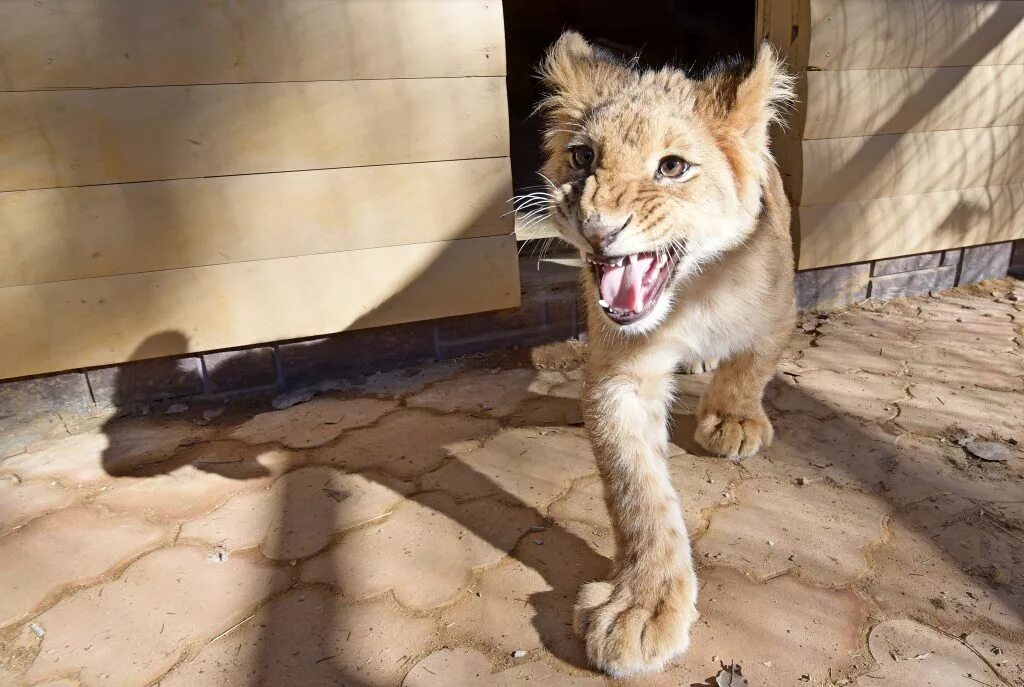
0, 235, 520, 379
2, 158, 513, 288
809, 0, 1024, 70
0, 77, 510, 191
0, 0, 505, 90
799, 126, 1024, 205
801, 65, 1024, 139
797, 184, 1024, 269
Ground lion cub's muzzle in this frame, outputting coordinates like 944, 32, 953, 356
585, 250, 680, 325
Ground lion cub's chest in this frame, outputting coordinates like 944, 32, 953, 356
662, 287, 770, 365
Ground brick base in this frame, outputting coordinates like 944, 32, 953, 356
2, 242, 1019, 422
797, 241, 1017, 312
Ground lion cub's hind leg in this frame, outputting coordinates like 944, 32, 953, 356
694, 347, 779, 459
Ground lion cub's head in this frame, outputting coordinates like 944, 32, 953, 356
537, 32, 793, 332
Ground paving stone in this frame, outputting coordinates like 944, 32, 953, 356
797, 329, 914, 376
855, 619, 1004, 686
314, 409, 498, 478
182, 466, 412, 560
549, 453, 741, 541
407, 368, 547, 417
958, 628, 1024, 686
906, 345, 1023, 391
229, 397, 396, 449
759, 413, 900, 489
864, 518, 1023, 633
25, 546, 288, 686
97, 444, 305, 521
897, 381, 1024, 445
695, 478, 886, 585
419, 427, 595, 511
0, 506, 165, 628
0, 480, 75, 535
769, 368, 905, 423
404, 648, 605, 687
439, 526, 610, 667
1, 420, 209, 485
302, 492, 539, 610
161, 590, 436, 687
667, 567, 866, 685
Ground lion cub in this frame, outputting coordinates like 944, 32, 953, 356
537, 32, 796, 676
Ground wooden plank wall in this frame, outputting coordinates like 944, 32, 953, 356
760, 0, 1024, 269
0, 0, 518, 379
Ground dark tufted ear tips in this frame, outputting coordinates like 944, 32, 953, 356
536, 31, 631, 125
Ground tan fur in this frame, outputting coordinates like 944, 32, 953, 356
537, 32, 796, 676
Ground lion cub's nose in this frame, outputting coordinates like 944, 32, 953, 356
581, 214, 629, 251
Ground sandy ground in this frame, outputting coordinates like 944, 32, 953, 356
1, 279, 1022, 687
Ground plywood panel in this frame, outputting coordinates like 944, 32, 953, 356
0, 0, 505, 90
797, 184, 1024, 269
0, 235, 519, 379
2, 158, 512, 288
800, 126, 1024, 206
802, 65, 1024, 139
809, 0, 1024, 69
0, 77, 509, 191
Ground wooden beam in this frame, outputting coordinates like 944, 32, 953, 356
0, 0, 505, 90
808, 0, 1024, 70
797, 184, 1024, 269
2, 158, 513, 288
799, 126, 1024, 206
0, 77, 510, 191
0, 235, 520, 379
802, 65, 1024, 139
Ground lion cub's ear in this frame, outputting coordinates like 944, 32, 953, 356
701, 44, 796, 195
538, 31, 631, 131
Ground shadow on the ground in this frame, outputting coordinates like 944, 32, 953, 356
97, 308, 1024, 684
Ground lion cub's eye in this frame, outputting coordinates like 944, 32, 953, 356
570, 145, 595, 170
658, 156, 690, 179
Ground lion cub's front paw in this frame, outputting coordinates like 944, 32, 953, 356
695, 408, 773, 459
573, 577, 697, 677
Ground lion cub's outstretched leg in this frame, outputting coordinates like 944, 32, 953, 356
695, 342, 783, 459
576, 351, 697, 677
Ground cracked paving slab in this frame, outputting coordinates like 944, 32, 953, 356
403, 647, 605, 686
301, 492, 541, 610
182, 466, 413, 560
313, 408, 499, 478
23, 546, 288, 686
0, 506, 166, 629
855, 618, 1006, 686
230, 397, 397, 448
2, 279, 1024, 686
419, 427, 596, 511
161, 591, 436, 687
695, 478, 886, 585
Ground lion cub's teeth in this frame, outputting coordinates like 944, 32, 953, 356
658, 253, 667, 266
628, 254, 637, 265
598, 299, 610, 308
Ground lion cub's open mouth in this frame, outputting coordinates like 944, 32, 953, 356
586, 251, 679, 325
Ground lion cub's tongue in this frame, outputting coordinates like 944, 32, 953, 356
600, 255, 653, 312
